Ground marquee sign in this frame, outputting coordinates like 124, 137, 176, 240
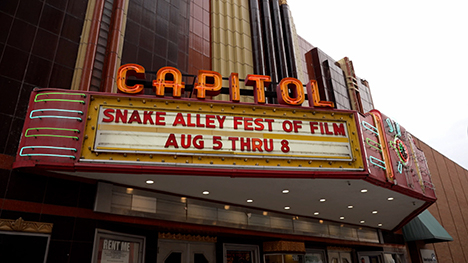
359, 110, 435, 196
81, 94, 364, 171
11, 62, 435, 199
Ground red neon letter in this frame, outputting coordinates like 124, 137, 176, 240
245, 74, 271, 104
229, 72, 240, 102
306, 80, 334, 108
153, 66, 185, 97
276, 78, 305, 106
194, 70, 223, 99
117, 64, 145, 94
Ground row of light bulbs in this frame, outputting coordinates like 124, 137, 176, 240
144, 180, 394, 227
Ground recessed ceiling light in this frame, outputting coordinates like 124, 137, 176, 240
378, 223, 383, 227
202, 190, 209, 195
146, 180, 154, 184
372, 210, 378, 214
361, 189, 368, 193
360, 220, 365, 224
263, 211, 268, 216
224, 205, 230, 210
348, 205, 353, 209
284, 206, 290, 210
181, 197, 187, 203
282, 189, 289, 194
319, 198, 326, 202
126, 188, 134, 194
314, 212, 319, 215
387, 197, 394, 201
339, 216, 345, 220
247, 199, 253, 203
319, 220, 324, 224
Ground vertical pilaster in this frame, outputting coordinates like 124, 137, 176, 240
248, 0, 265, 75
78, 0, 105, 91
279, 1, 298, 78
101, 0, 127, 93
270, 0, 288, 79
260, 0, 278, 102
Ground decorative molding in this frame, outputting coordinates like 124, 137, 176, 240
0, 217, 53, 233
263, 241, 306, 253
158, 232, 217, 243
279, 0, 288, 5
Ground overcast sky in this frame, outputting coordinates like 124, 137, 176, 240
288, 1, 468, 169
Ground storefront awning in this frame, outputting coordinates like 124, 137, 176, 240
403, 210, 453, 243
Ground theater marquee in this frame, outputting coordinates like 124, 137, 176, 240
14, 63, 366, 175
81, 94, 364, 171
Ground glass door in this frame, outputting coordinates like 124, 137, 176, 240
304, 250, 326, 263
357, 253, 382, 263
328, 251, 352, 263
264, 254, 304, 263
158, 239, 215, 263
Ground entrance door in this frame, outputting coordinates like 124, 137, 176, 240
158, 239, 215, 263
328, 251, 352, 263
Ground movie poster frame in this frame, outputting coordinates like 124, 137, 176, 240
91, 229, 146, 263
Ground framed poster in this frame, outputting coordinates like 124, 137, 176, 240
91, 229, 145, 263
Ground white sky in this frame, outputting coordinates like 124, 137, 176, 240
288, 1, 468, 169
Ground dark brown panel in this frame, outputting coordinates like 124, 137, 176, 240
16, 0, 43, 25
0, 77, 21, 116
39, 4, 65, 35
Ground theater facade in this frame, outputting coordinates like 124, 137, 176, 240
0, 0, 465, 263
